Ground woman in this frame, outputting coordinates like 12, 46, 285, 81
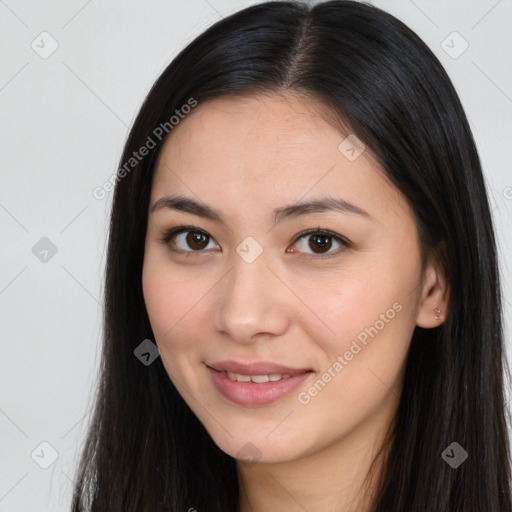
71, 1, 512, 510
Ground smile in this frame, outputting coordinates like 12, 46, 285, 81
206, 363, 314, 407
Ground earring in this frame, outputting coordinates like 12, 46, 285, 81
434, 307, 441, 320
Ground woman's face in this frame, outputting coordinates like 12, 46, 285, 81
142, 93, 442, 464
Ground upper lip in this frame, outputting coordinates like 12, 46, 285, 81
207, 360, 313, 376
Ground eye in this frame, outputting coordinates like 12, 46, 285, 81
159, 226, 350, 259
159, 226, 220, 253
288, 228, 350, 258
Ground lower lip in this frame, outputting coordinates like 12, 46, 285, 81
207, 366, 313, 406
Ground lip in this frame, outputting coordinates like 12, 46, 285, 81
206, 362, 314, 407
207, 360, 312, 376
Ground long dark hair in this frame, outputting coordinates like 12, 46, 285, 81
71, 1, 512, 510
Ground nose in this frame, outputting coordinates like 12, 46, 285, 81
212, 253, 291, 344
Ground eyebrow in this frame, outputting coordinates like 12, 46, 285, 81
150, 195, 375, 225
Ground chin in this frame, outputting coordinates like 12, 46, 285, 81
205, 423, 310, 465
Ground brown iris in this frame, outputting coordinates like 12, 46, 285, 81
308, 234, 332, 253
186, 231, 209, 250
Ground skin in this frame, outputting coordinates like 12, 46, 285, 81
142, 93, 449, 511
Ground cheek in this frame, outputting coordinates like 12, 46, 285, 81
142, 254, 199, 352
142, 251, 220, 382
290, 254, 421, 408
142, 261, 173, 339
289, 273, 414, 431
294, 267, 409, 355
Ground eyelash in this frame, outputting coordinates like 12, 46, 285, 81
158, 225, 351, 260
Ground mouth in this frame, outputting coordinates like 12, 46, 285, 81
206, 361, 314, 407
214, 369, 294, 383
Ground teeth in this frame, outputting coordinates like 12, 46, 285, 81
227, 371, 250, 382
251, 374, 269, 383
224, 371, 293, 383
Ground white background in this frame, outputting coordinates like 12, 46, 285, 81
1, 1, 511, 510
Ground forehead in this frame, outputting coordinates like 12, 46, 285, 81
150, 93, 403, 220
157, 93, 349, 167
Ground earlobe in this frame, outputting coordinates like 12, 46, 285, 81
416, 262, 449, 328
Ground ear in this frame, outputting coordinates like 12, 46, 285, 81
416, 256, 449, 328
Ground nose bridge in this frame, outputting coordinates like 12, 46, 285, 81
212, 247, 289, 343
